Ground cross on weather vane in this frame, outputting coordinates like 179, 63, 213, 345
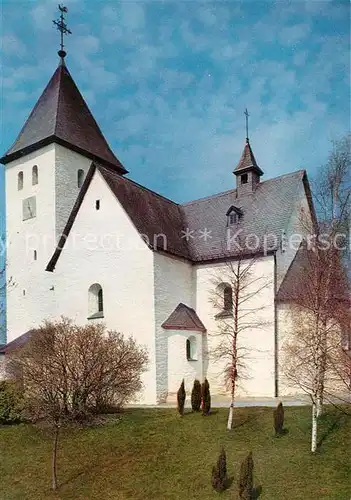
244, 108, 249, 143
53, 4, 72, 60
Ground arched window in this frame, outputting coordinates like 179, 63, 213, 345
88, 283, 104, 318
77, 169, 84, 188
223, 285, 233, 311
32, 165, 38, 185
18, 171, 23, 191
186, 336, 197, 361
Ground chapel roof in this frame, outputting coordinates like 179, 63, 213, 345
0, 330, 34, 354
161, 303, 206, 332
0, 62, 127, 174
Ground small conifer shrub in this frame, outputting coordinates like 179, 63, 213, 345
191, 379, 202, 412
177, 379, 186, 416
273, 402, 284, 436
211, 447, 228, 492
239, 451, 254, 499
201, 378, 211, 416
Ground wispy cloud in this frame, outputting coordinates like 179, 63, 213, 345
1, 0, 349, 203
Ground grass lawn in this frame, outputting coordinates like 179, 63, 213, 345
0, 406, 350, 500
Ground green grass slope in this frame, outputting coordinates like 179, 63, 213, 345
0, 406, 350, 500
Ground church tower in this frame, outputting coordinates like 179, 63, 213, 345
0, 9, 126, 341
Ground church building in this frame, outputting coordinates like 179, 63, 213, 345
0, 48, 314, 404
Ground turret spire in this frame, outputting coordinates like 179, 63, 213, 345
53, 4, 71, 62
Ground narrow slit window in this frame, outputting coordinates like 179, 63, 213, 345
77, 169, 84, 188
96, 200, 100, 210
34, 250, 37, 261
18, 171, 23, 191
32, 165, 38, 185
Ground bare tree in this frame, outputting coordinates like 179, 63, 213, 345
8, 318, 148, 490
210, 253, 271, 430
281, 136, 350, 452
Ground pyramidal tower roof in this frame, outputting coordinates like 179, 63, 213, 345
233, 139, 263, 176
0, 60, 127, 173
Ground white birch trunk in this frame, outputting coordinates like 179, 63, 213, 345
316, 395, 323, 417
227, 403, 234, 430
311, 402, 318, 453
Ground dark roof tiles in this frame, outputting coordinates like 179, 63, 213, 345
0, 330, 34, 354
47, 164, 307, 270
1, 63, 127, 173
161, 303, 206, 332
234, 140, 263, 176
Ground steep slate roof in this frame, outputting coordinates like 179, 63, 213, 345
0, 330, 34, 354
0, 62, 127, 174
161, 303, 206, 332
233, 140, 264, 176
181, 170, 306, 262
46, 163, 307, 270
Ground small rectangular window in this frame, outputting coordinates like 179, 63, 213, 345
96, 200, 100, 210
34, 250, 37, 261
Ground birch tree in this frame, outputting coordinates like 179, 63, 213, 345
281, 136, 350, 452
210, 254, 271, 430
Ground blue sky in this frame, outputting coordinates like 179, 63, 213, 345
1, 0, 350, 205
0, 1, 350, 341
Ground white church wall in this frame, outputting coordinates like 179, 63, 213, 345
153, 252, 194, 402
5, 145, 58, 341
167, 330, 203, 395
195, 255, 276, 397
51, 168, 157, 404
55, 145, 92, 239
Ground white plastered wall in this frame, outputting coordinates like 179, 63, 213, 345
153, 252, 194, 401
52, 168, 157, 403
195, 255, 276, 397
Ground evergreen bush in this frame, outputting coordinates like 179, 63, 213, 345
211, 447, 228, 492
202, 378, 211, 416
0, 380, 23, 424
177, 379, 186, 416
191, 379, 202, 412
274, 402, 284, 436
239, 451, 254, 499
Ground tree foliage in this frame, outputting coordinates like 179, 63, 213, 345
7, 318, 148, 490
0, 380, 23, 424
191, 379, 202, 412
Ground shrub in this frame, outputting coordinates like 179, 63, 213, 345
211, 447, 228, 492
274, 402, 284, 436
239, 452, 254, 499
177, 379, 186, 416
191, 379, 202, 412
202, 378, 211, 416
0, 380, 23, 424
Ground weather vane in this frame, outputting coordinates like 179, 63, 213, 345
53, 5, 72, 59
244, 108, 249, 143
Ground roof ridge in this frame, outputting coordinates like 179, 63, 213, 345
54, 65, 63, 136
